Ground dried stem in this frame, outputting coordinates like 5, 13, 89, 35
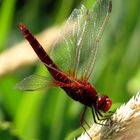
78, 91, 140, 140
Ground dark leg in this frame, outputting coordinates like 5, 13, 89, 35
96, 110, 114, 126
80, 106, 92, 140
97, 110, 103, 117
97, 110, 114, 119
91, 107, 106, 125
95, 111, 109, 122
95, 111, 108, 126
92, 109, 114, 126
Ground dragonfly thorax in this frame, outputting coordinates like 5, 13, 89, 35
63, 80, 99, 107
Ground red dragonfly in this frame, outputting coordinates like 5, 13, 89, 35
17, 0, 112, 139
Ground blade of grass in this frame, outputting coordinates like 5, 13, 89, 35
54, 0, 74, 24
0, 0, 16, 50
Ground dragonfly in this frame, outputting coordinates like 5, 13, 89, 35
17, 0, 112, 139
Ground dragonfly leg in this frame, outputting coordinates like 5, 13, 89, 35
91, 107, 114, 127
91, 106, 107, 126
80, 106, 92, 140
95, 111, 110, 122
97, 110, 114, 120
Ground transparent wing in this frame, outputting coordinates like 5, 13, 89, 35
81, 0, 112, 80
50, 6, 87, 77
16, 75, 57, 91
50, 0, 111, 80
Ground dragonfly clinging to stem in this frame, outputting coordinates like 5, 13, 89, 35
17, 0, 113, 139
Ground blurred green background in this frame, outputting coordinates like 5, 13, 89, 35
0, 0, 140, 140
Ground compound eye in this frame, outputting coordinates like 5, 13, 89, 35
96, 95, 112, 112
104, 98, 112, 112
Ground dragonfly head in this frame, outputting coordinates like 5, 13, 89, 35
96, 95, 112, 112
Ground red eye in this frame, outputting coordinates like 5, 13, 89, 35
96, 95, 112, 112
